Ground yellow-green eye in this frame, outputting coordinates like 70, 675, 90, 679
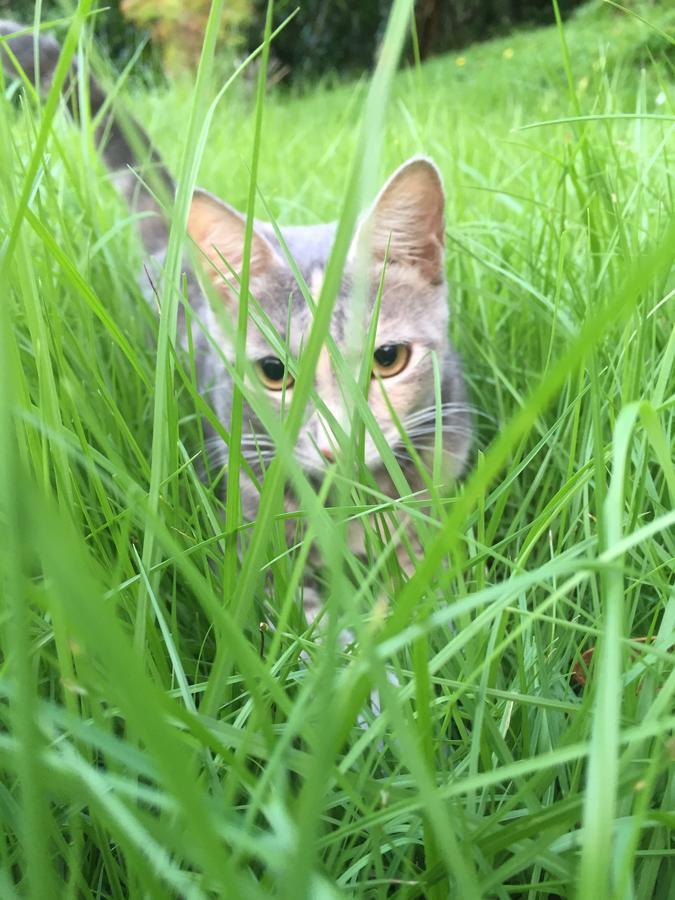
257, 356, 294, 390
372, 343, 410, 378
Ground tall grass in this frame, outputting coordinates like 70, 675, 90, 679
0, 1, 673, 896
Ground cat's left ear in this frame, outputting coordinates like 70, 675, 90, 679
351, 157, 445, 283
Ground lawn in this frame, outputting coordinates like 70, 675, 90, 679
0, 0, 674, 897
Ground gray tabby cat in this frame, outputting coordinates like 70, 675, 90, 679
1, 21, 472, 613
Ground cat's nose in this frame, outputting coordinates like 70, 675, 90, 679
319, 445, 335, 462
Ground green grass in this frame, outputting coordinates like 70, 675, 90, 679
1, 0, 674, 896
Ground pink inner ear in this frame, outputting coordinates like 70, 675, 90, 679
188, 191, 277, 287
357, 160, 446, 283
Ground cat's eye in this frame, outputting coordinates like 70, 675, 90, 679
257, 356, 294, 390
372, 343, 410, 378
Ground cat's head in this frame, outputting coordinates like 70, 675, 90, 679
188, 157, 471, 482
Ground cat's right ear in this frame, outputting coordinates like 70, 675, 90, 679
188, 189, 280, 303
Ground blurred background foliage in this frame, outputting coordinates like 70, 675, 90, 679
254, 0, 589, 81
121, 0, 251, 72
0, 0, 667, 82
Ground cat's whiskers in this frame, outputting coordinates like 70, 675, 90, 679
401, 401, 488, 430
239, 438, 276, 449
406, 442, 472, 454
401, 403, 477, 428
405, 425, 475, 438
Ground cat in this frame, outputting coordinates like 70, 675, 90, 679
1, 19, 473, 623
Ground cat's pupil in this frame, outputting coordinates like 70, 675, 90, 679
260, 357, 285, 381
374, 344, 399, 367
